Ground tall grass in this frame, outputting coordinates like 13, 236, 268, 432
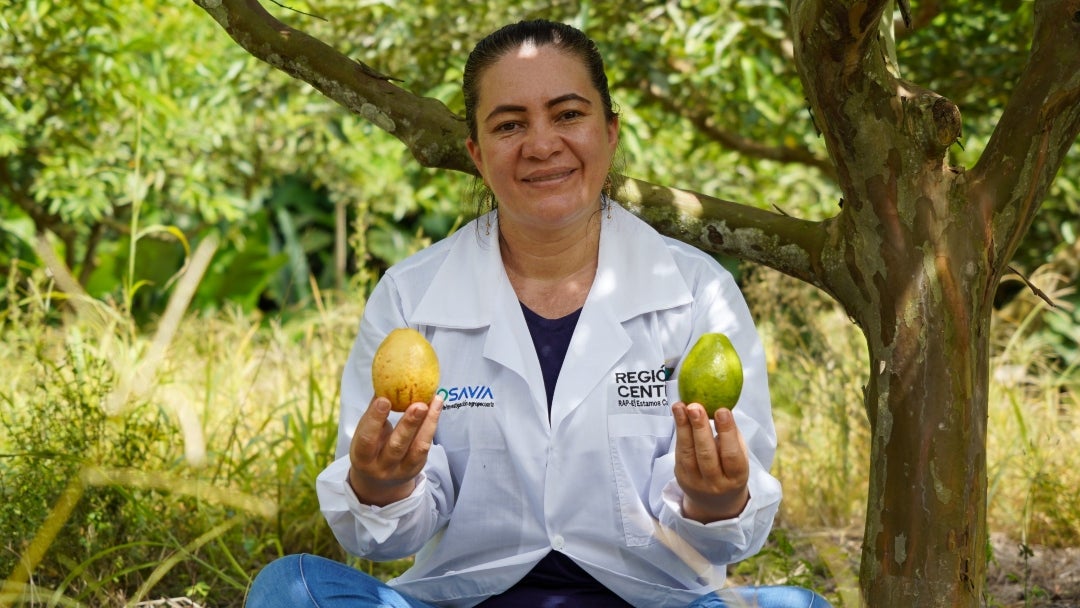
987, 266, 1080, 549
0, 257, 374, 607
2, 256, 1076, 606
737, 268, 870, 604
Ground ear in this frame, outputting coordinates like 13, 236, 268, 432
466, 137, 484, 177
606, 116, 620, 158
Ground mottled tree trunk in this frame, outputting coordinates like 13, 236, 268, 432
819, 145, 998, 606
791, 1, 1080, 605
856, 252, 992, 605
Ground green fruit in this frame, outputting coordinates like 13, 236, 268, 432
372, 328, 440, 412
678, 333, 744, 416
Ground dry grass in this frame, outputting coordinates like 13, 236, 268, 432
0, 261, 366, 606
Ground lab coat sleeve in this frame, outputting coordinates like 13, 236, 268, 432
315, 275, 455, 560
650, 261, 782, 565
650, 447, 781, 565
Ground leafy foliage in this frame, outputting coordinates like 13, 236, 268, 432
0, 0, 465, 315
2, 0, 1075, 316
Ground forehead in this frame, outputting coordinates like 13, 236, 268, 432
475, 45, 596, 108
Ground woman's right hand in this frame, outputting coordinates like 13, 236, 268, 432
348, 395, 443, 506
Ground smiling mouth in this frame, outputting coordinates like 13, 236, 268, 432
522, 169, 575, 183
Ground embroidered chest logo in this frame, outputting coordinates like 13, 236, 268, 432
437, 385, 496, 410
613, 366, 673, 408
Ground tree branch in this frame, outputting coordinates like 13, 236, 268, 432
896, 0, 944, 37
620, 71, 836, 178
786, 0, 973, 320
266, 0, 327, 21
789, 0, 897, 198
193, 0, 475, 174
0, 156, 77, 245
971, 0, 1080, 269
78, 221, 105, 286
612, 175, 831, 290
1006, 264, 1061, 309
192, 0, 832, 286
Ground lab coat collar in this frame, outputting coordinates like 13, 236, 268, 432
411, 218, 505, 329
592, 200, 695, 320
410, 216, 546, 411
410, 202, 694, 328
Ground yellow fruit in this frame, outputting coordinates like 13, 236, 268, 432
678, 333, 744, 416
371, 328, 440, 412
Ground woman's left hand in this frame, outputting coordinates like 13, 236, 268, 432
672, 402, 751, 523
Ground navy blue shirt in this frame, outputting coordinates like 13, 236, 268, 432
474, 304, 633, 608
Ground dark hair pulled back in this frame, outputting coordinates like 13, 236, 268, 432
462, 19, 618, 141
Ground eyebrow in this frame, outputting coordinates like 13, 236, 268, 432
483, 93, 593, 123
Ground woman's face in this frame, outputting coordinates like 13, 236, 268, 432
466, 44, 619, 232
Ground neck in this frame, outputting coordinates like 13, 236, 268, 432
498, 213, 601, 318
499, 219, 599, 280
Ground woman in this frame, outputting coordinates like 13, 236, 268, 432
247, 19, 832, 608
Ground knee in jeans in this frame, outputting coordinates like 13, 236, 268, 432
246, 554, 310, 607
728, 585, 834, 608
798, 587, 833, 608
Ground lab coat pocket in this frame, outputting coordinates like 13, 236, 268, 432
608, 413, 673, 547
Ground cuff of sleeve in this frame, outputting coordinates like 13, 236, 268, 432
338, 468, 429, 544
659, 468, 781, 546
660, 479, 749, 533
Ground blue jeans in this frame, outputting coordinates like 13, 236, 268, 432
245, 554, 833, 608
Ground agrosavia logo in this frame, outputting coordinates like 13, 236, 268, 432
437, 385, 495, 410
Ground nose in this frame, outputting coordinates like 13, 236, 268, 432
522, 122, 562, 160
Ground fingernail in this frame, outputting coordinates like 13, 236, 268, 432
374, 398, 391, 413
672, 404, 686, 424
715, 408, 732, 425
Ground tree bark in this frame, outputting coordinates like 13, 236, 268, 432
193, 1, 1080, 606
791, 0, 1080, 605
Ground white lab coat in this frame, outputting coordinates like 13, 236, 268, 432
316, 202, 782, 608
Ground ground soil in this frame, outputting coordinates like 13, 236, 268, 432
986, 533, 1080, 608
810, 531, 1080, 607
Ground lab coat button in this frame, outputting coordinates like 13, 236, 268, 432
552, 535, 565, 550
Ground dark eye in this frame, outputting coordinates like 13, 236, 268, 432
559, 110, 583, 121
495, 121, 520, 133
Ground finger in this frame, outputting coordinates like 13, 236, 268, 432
380, 401, 429, 462
403, 395, 443, 468
687, 403, 721, 477
671, 402, 701, 478
714, 408, 750, 482
351, 397, 393, 463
